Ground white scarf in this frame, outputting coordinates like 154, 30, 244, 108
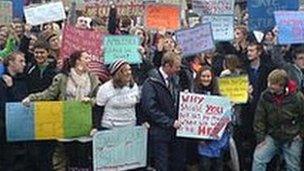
66, 68, 91, 100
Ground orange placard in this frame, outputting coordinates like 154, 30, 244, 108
144, 4, 180, 30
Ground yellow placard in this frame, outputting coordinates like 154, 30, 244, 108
219, 75, 249, 104
35, 101, 64, 139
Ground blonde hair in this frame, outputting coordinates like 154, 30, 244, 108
161, 51, 181, 67
267, 69, 288, 86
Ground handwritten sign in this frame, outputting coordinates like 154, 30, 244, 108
192, 0, 235, 15
177, 92, 232, 140
104, 35, 142, 64
218, 75, 249, 104
175, 23, 215, 57
60, 25, 103, 60
202, 15, 234, 41
0, 1, 12, 25
144, 4, 180, 30
84, 0, 144, 18
274, 11, 304, 44
6, 101, 92, 141
24, 1, 66, 26
248, 0, 299, 31
93, 126, 147, 171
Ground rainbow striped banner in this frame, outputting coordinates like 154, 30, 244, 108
6, 101, 92, 141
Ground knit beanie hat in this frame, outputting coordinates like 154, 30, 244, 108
109, 59, 128, 75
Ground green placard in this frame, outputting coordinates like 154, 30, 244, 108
63, 101, 92, 138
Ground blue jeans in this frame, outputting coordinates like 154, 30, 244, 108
252, 135, 303, 171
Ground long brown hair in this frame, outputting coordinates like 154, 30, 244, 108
61, 50, 85, 74
194, 65, 219, 95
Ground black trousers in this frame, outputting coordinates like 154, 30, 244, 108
0, 143, 31, 171
199, 155, 224, 171
149, 137, 186, 171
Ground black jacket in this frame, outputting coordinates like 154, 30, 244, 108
26, 61, 57, 93
241, 62, 273, 133
0, 72, 28, 142
140, 69, 178, 141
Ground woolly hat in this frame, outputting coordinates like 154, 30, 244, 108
108, 59, 128, 75
40, 29, 58, 42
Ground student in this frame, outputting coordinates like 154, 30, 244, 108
22, 51, 100, 170
193, 66, 230, 171
0, 52, 30, 170
92, 59, 140, 131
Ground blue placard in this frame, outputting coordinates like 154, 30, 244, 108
175, 23, 215, 57
93, 126, 147, 171
201, 15, 234, 41
248, 0, 299, 31
5, 103, 35, 141
275, 11, 304, 44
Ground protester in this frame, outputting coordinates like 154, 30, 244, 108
140, 51, 186, 171
193, 66, 231, 171
22, 51, 100, 170
252, 69, 303, 171
92, 59, 140, 131
129, 26, 154, 85
281, 46, 304, 92
233, 25, 249, 67
179, 54, 203, 92
201, 49, 224, 77
0, 52, 30, 170
153, 34, 177, 68
40, 29, 61, 60
238, 42, 274, 170
27, 39, 57, 94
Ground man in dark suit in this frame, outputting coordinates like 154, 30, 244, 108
140, 51, 185, 171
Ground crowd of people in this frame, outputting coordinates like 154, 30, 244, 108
0, 0, 303, 171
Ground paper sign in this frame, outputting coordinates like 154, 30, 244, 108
192, 0, 235, 15
35, 101, 64, 139
175, 23, 215, 57
253, 30, 265, 43
104, 35, 142, 64
63, 101, 92, 137
93, 126, 147, 171
218, 75, 249, 104
144, 4, 181, 30
0, 1, 13, 25
60, 25, 103, 60
84, 0, 144, 18
6, 103, 35, 141
6, 101, 92, 141
177, 92, 232, 140
24, 1, 66, 26
248, 0, 299, 31
274, 11, 304, 44
202, 15, 234, 41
